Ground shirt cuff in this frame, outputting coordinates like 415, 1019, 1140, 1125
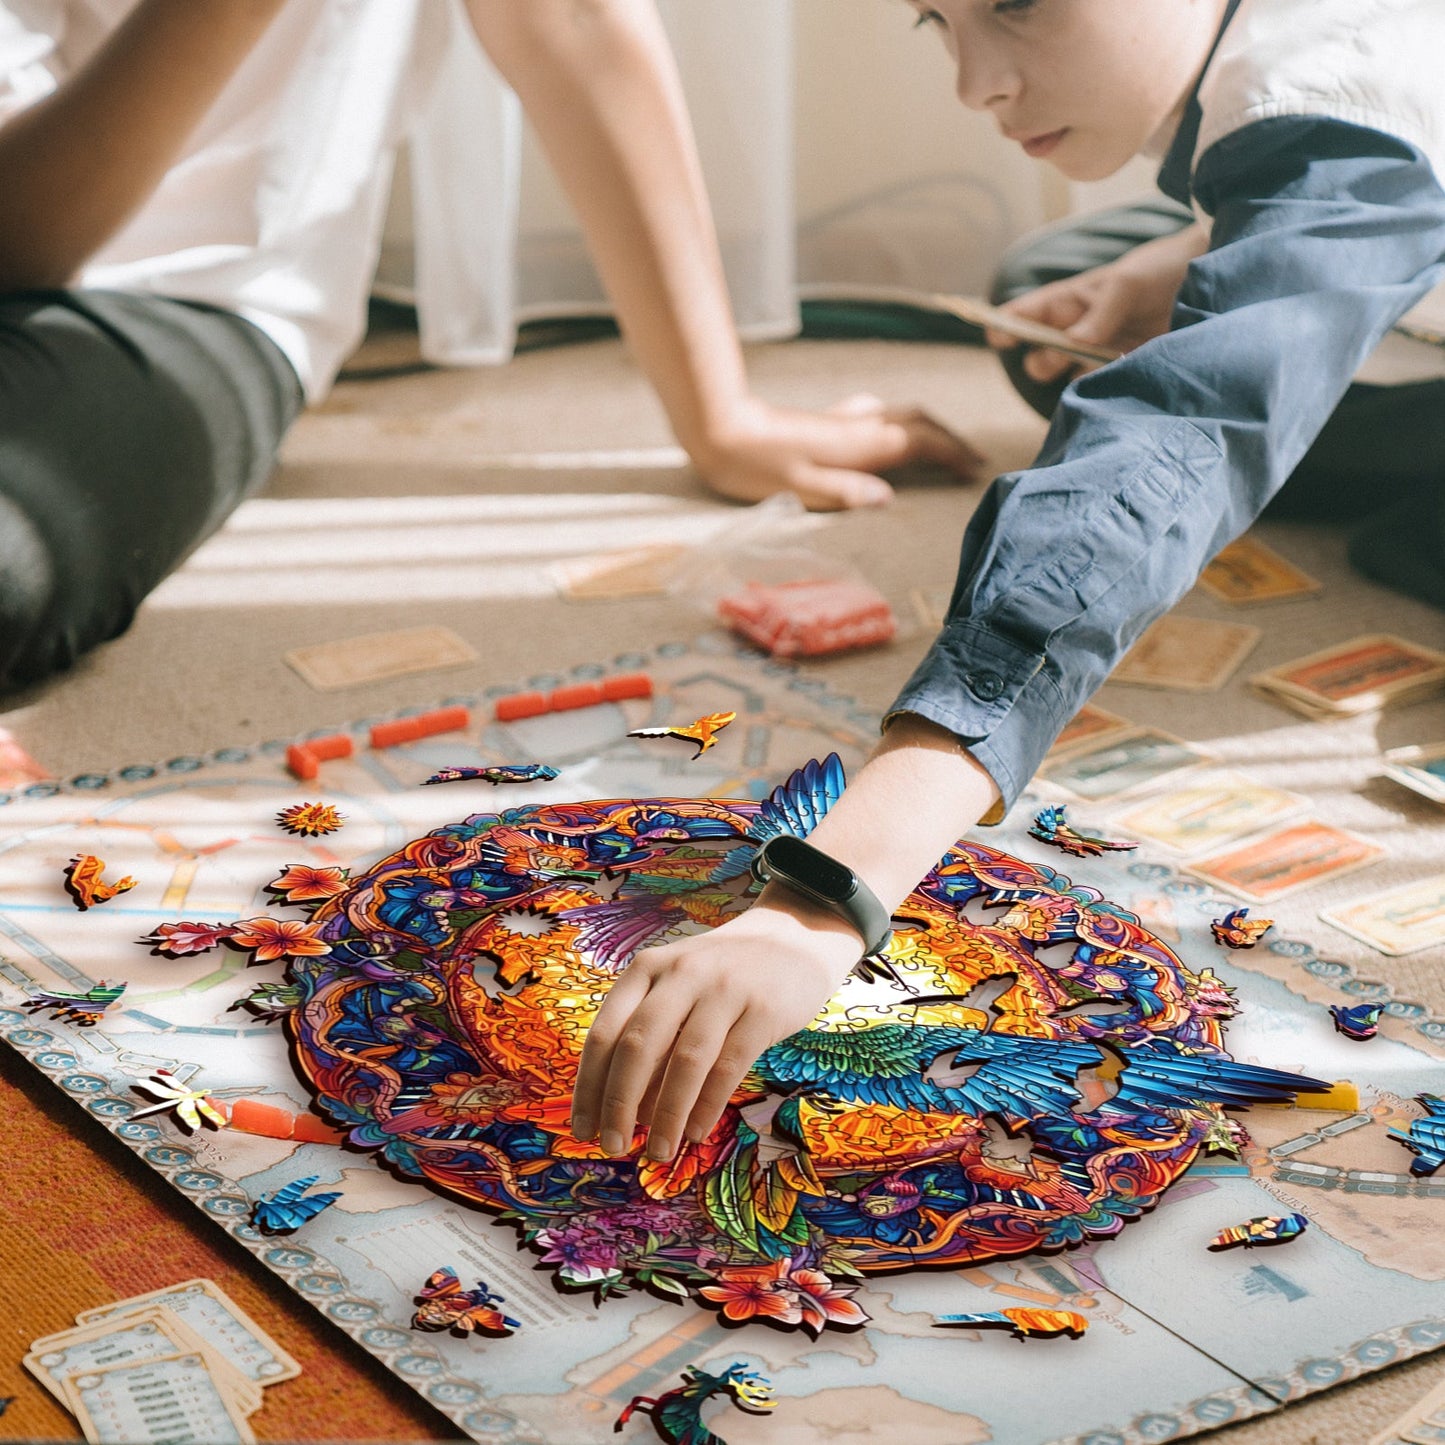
884, 617, 1070, 819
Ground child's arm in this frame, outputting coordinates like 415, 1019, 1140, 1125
571, 116, 1445, 1159
0, 0, 289, 290
463, 0, 981, 510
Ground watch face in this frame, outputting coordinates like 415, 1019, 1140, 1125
763, 835, 855, 901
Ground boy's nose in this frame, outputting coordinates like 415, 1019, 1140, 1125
952, 48, 1018, 113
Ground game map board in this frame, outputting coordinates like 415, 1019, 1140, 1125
1, 637, 1442, 1445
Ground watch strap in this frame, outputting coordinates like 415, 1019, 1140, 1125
752, 836, 893, 958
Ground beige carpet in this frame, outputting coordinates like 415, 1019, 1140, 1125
3, 329, 1444, 1443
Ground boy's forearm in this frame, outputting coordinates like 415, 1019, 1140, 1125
463, 0, 750, 458
0, 0, 288, 290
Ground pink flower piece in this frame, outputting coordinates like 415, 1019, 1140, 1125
229, 915, 332, 963
140, 921, 239, 957
787, 1266, 870, 1333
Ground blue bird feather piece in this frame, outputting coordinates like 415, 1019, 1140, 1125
252, 1174, 343, 1234
1098, 1042, 1329, 1116
1388, 1094, 1445, 1176
711, 753, 846, 882
1330, 1003, 1384, 1040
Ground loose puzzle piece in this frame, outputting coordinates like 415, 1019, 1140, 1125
1210, 907, 1274, 949
627, 710, 736, 759
1330, 1002, 1384, 1040
411, 1269, 519, 1336
1028, 805, 1138, 858
282, 753, 1328, 1331
1387, 1094, 1445, 1176
62, 854, 137, 910
140, 921, 239, 957
423, 764, 560, 787
615, 1362, 775, 1445
933, 1308, 1089, 1339
130, 1070, 228, 1132
24, 981, 125, 1028
251, 1175, 342, 1235
275, 801, 345, 837
1208, 1213, 1309, 1250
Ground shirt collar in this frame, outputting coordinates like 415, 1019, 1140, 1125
1156, 0, 1245, 205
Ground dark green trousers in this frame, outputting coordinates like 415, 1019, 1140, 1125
0, 290, 302, 689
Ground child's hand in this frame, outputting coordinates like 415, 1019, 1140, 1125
691, 393, 984, 511
986, 222, 1209, 386
569, 896, 863, 1161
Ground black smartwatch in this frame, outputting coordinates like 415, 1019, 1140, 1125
751, 835, 893, 958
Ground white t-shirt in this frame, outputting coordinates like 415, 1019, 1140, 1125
0, 0, 461, 397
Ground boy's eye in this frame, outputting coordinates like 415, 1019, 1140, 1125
992, 0, 1039, 12
913, 8, 944, 27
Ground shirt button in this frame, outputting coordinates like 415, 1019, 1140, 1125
967, 670, 1005, 701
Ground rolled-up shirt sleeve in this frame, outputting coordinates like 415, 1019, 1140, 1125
889, 117, 1445, 813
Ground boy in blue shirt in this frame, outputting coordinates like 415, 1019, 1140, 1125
574, 0, 1445, 1163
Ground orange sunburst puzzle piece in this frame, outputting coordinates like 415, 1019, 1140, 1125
63, 854, 137, 910
276, 801, 346, 837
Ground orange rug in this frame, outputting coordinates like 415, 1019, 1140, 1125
0, 1047, 458, 1442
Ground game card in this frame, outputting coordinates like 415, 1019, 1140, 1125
1114, 774, 1306, 854
77, 1279, 300, 1385
1110, 615, 1262, 691
62, 1353, 255, 1445
26, 1308, 259, 1415
553, 544, 686, 600
1251, 634, 1445, 717
1381, 740, 1445, 805
1046, 703, 1133, 759
1039, 728, 1210, 801
1197, 536, 1322, 604
1186, 821, 1384, 902
1321, 874, 1445, 957
284, 624, 478, 691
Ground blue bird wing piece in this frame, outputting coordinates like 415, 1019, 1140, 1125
710, 754, 846, 883
1389, 1095, 1445, 1174
1104, 1042, 1330, 1115
758, 1025, 1101, 1123
254, 1175, 342, 1232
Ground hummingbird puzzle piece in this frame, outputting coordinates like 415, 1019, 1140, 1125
1028, 806, 1137, 859
1388, 1095, 1445, 1176
1210, 907, 1274, 949
279, 755, 1326, 1332
626, 709, 736, 758
615, 1362, 775, 1445
1329, 1003, 1384, 1040
1208, 1213, 1309, 1250
423, 764, 560, 786
275, 801, 346, 837
62, 854, 137, 910
251, 1175, 342, 1234
24, 981, 126, 1027
411, 1268, 520, 1336
933, 1308, 1089, 1339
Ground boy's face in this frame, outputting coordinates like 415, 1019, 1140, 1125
908, 0, 1230, 181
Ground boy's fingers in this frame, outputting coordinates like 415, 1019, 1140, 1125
1023, 346, 1085, 384
685, 1019, 776, 1144
643, 1007, 740, 1161
596, 986, 697, 1156
827, 392, 885, 417
890, 409, 987, 477
571, 966, 655, 1138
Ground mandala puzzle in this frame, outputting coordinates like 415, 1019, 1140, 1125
256, 755, 1326, 1332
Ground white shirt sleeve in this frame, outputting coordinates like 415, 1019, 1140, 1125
0, 1, 64, 127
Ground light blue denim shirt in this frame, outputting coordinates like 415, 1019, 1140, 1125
889, 115, 1445, 813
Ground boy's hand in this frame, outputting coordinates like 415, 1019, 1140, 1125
985, 222, 1209, 386
692, 394, 985, 511
570, 894, 863, 1161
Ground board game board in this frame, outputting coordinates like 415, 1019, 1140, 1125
1, 637, 1442, 1445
